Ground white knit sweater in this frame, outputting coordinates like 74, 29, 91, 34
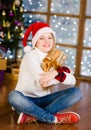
15, 48, 76, 97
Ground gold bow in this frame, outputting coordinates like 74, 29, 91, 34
42, 49, 67, 72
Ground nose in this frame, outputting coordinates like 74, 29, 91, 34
44, 38, 49, 42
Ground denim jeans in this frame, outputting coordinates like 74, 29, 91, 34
8, 87, 82, 123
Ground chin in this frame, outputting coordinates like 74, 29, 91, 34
44, 47, 52, 52
43, 49, 51, 53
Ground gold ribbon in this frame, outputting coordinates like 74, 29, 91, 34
42, 48, 67, 72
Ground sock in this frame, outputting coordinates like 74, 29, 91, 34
53, 116, 58, 123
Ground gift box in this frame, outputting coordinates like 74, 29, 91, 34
0, 58, 7, 82
0, 59, 7, 70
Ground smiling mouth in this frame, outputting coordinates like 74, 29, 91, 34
43, 45, 50, 47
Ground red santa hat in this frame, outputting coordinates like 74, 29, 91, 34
23, 22, 56, 53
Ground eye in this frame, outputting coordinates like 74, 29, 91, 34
39, 37, 44, 40
48, 36, 53, 39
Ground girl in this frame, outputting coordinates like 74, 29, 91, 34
8, 22, 82, 124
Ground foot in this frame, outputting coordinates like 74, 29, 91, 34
55, 111, 80, 124
17, 112, 36, 124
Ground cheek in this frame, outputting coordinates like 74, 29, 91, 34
50, 42, 54, 47
36, 42, 41, 47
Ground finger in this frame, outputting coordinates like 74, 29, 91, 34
41, 80, 50, 87
39, 72, 46, 76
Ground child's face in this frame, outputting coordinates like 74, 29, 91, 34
36, 32, 54, 53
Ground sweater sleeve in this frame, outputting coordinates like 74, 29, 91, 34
55, 66, 76, 85
23, 52, 44, 85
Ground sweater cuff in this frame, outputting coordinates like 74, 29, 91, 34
55, 66, 70, 82
55, 71, 66, 82
57, 66, 70, 73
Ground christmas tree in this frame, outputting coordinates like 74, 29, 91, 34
0, 0, 24, 61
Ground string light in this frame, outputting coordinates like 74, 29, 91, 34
81, 50, 91, 76
50, 0, 80, 14
0, 0, 24, 60
23, 0, 47, 12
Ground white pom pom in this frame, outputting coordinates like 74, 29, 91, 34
24, 45, 32, 53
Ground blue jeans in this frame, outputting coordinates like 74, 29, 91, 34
8, 87, 82, 123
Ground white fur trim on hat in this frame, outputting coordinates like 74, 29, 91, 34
32, 27, 56, 48
24, 45, 32, 53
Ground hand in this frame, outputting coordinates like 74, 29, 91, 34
39, 70, 58, 87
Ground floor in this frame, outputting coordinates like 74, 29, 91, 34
0, 80, 91, 130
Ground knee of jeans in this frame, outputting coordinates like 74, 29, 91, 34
8, 90, 20, 105
74, 87, 82, 100
8, 90, 15, 104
